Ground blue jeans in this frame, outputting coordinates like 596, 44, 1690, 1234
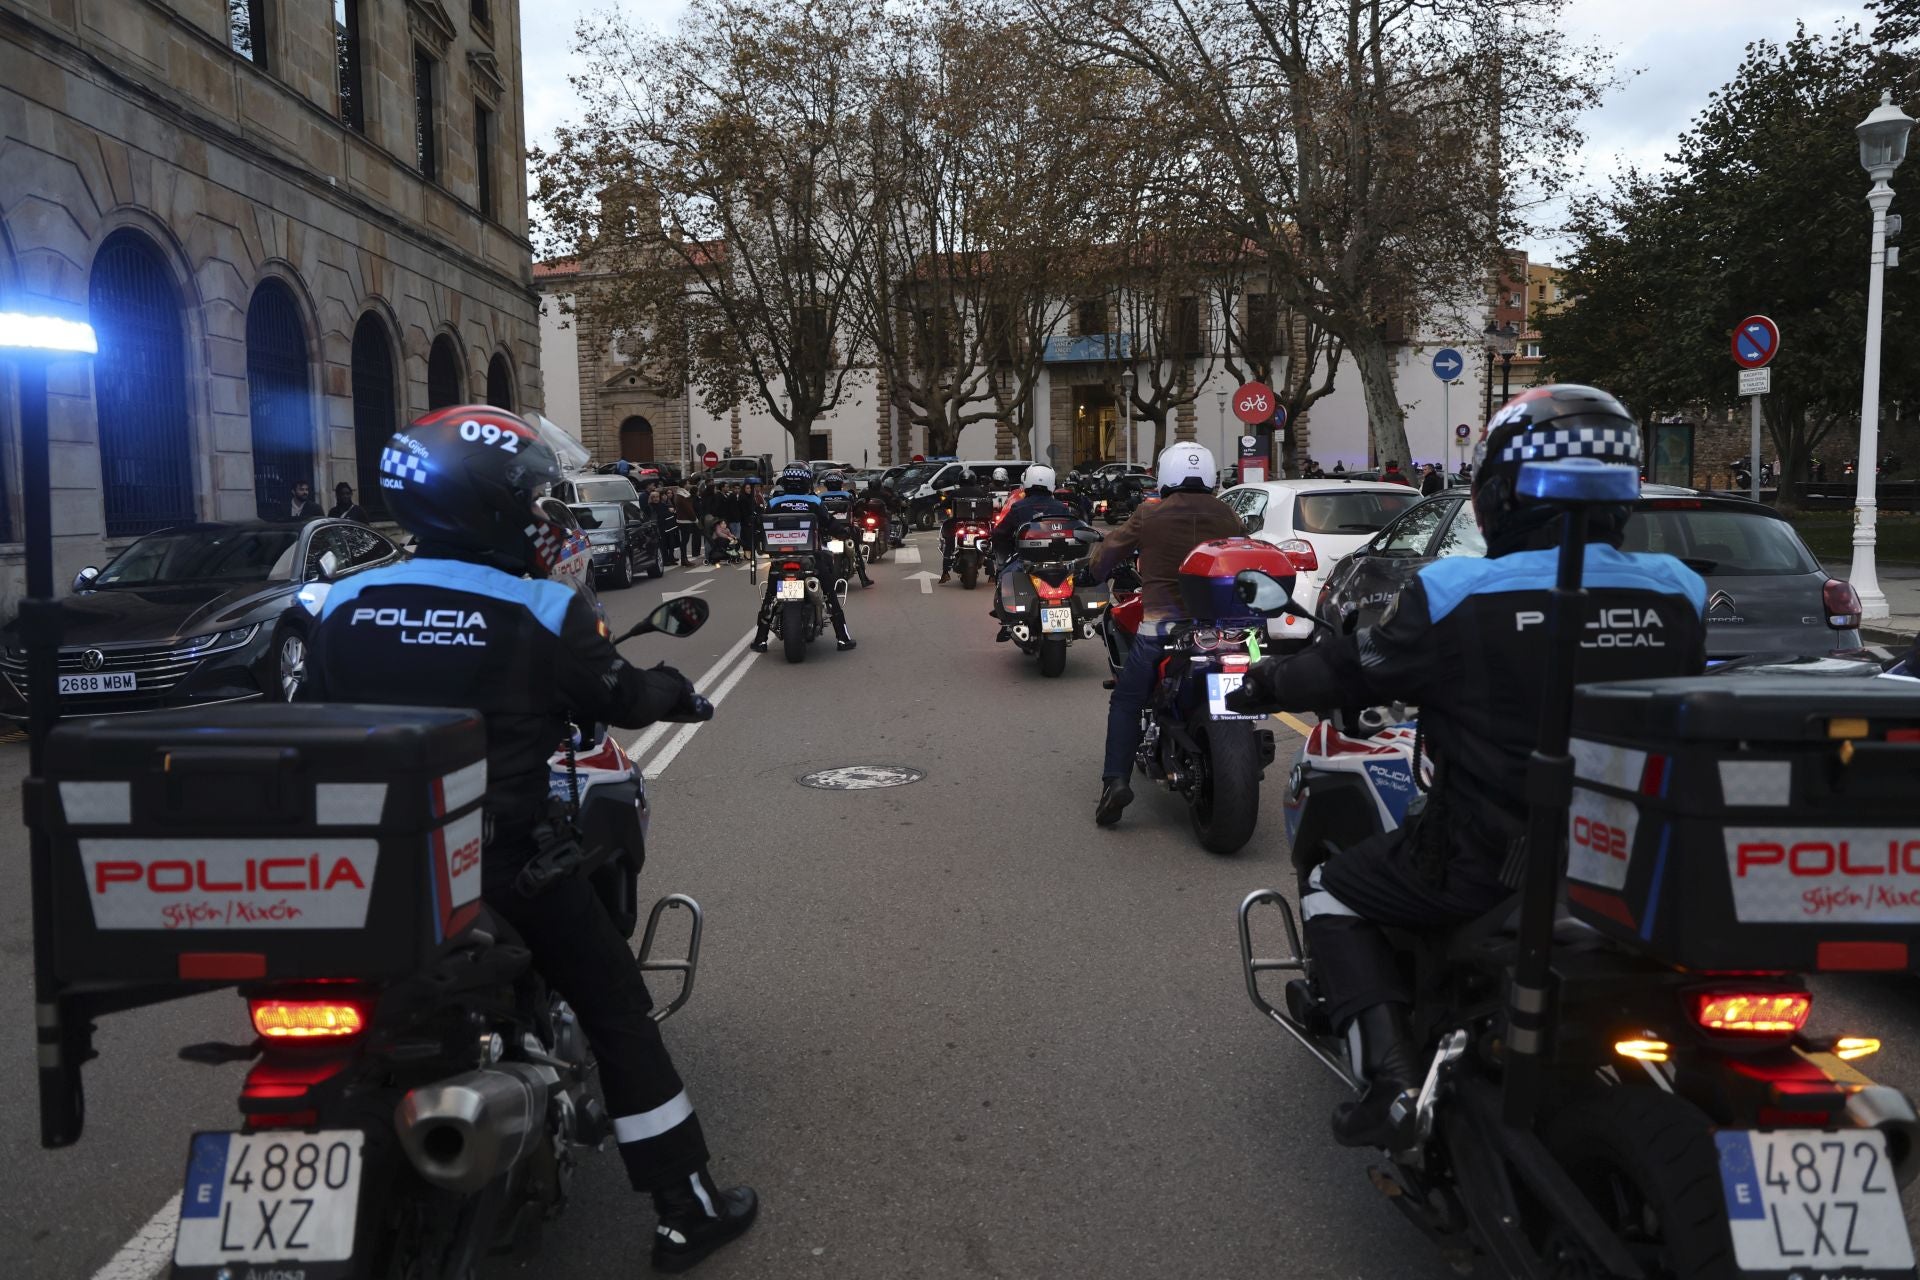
1104, 630, 1168, 780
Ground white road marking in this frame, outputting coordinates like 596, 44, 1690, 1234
626, 628, 756, 760
643, 645, 759, 779
92, 1192, 179, 1280
660, 578, 711, 600
905, 570, 939, 594
894, 546, 922, 564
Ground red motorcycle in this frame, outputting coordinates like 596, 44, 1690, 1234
1099, 538, 1293, 853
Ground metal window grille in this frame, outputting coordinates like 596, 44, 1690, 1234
485, 353, 512, 411
427, 336, 463, 408
90, 233, 196, 537
475, 101, 494, 218
414, 48, 438, 179
334, 0, 363, 131
351, 314, 397, 518
246, 281, 314, 518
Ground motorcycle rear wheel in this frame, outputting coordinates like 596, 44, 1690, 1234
959, 559, 978, 590
1038, 636, 1068, 677
1539, 1088, 1737, 1280
1189, 718, 1259, 854
782, 603, 807, 665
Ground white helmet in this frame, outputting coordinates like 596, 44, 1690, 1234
1157, 443, 1216, 492
992, 467, 1008, 482
1024, 464, 1056, 489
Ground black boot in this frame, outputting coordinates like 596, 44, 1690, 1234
1094, 776, 1133, 826
651, 1169, 758, 1273
750, 610, 770, 653
1331, 1003, 1420, 1149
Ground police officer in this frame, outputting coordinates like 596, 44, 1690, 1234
302, 406, 758, 1270
937, 470, 993, 584
752, 465, 858, 651
1230, 385, 1708, 1149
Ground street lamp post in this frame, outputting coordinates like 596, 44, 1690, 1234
1484, 319, 1519, 406
0, 309, 99, 1147
1851, 89, 1914, 622
1214, 388, 1228, 477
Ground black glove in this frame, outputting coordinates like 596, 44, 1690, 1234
1225, 657, 1284, 714
652, 662, 701, 717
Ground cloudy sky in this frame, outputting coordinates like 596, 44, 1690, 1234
520, 0, 1884, 262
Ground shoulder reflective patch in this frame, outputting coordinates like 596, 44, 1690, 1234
321, 560, 574, 635
1419, 547, 1706, 622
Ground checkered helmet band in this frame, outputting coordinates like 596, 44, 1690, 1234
1493, 423, 1642, 465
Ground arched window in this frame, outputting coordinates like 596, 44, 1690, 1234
485, 352, 514, 411
619, 415, 654, 462
351, 313, 398, 518
90, 231, 194, 536
246, 279, 314, 517
427, 334, 463, 408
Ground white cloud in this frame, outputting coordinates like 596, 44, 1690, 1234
521, 0, 688, 151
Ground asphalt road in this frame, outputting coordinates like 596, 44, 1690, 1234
3, 531, 1919, 1279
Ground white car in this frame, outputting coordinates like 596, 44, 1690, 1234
1218, 479, 1423, 649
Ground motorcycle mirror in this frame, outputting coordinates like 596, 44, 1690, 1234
1233, 569, 1295, 616
618, 596, 710, 642
1075, 527, 1105, 544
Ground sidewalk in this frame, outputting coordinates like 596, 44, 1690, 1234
1855, 562, 1918, 648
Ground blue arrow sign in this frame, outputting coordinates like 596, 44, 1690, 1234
1432, 348, 1464, 381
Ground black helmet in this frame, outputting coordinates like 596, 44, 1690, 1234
1471, 384, 1641, 553
381, 405, 564, 573
774, 464, 814, 495
820, 470, 846, 491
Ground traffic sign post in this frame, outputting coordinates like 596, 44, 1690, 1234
1454, 422, 1471, 472
1232, 382, 1278, 480
702, 449, 719, 470
1732, 315, 1780, 502
1432, 349, 1464, 470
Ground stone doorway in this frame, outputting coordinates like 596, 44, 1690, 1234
1072, 386, 1119, 467
619, 415, 656, 461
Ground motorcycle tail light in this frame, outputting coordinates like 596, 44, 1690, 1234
1822, 578, 1862, 629
1276, 539, 1318, 573
1693, 991, 1810, 1034
781, 561, 802, 572
1031, 575, 1075, 602
250, 998, 369, 1040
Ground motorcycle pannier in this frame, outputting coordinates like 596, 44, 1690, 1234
40, 703, 488, 990
763, 511, 818, 551
1563, 673, 1920, 972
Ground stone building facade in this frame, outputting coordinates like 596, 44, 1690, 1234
0, 0, 541, 610
533, 258, 694, 469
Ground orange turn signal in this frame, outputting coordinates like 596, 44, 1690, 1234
1614, 1038, 1670, 1063
1836, 1036, 1883, 1061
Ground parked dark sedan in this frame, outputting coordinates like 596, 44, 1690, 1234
1316, 489, 1864, 661
0, 518, 401, 721
569, 502, 660, 588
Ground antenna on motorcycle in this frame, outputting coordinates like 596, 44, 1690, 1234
1501, 457, 1639, 1131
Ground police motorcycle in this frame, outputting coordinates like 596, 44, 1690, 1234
1098, 537, 1287, 853
996, 516, 1106, 677
851, 495, 891, 565
763, 508, 833, 664
26, 599, 715, 1280
1231, 458, 1920, 1278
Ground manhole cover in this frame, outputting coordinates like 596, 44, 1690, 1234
798, 765, 925, 790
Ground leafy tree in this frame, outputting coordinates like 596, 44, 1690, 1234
1541, 24, 1920, 493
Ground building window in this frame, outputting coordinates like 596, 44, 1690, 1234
1173, 295, 1204, 358
334, 0, 363, 131
486, 353, 513, 411
427, 333, 463, 408
1077, 297, 1108, 336
228, 1, 267, 65
1523, 342, 1541, 358
246, 280, 315, 518
475, 101, 494, 218
1245, 293, 1276, 358
471, 0, 492, 29
90, 232, 195, 537
1509, 291, 1523, 308
413, 48, 438, 180
808, 432, 832, 461
351, 313, 397, 518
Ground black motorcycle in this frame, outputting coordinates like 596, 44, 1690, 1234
995, 517, 1105, 677
32, 598, 716, 1279
1229, 459, 1920, 1278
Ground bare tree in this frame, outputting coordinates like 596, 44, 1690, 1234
533, 0, 881, 459
1037, 0, 1608, 468
1211, 240, 1344, 475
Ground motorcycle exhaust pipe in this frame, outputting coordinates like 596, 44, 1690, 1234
804, 576, 821, 596
1012, 625, 1031, 642
395, 1063, 559, 1193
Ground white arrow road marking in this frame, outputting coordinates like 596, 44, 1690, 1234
627, 627, 756, 760
894, 545, 921, 563
643, 645, 759, 779
660, 578, 711, 600
905, 570, 939, 594
93, 1192, 180, 1280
